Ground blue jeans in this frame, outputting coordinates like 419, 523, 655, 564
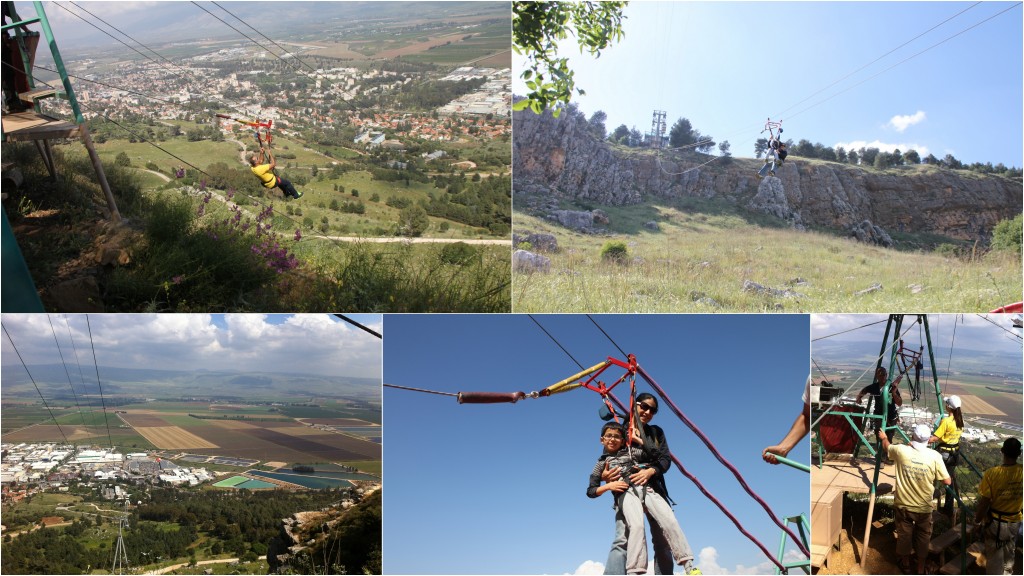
276, 176, 299, 198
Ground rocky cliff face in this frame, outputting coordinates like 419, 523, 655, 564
513, 109, 1022, 242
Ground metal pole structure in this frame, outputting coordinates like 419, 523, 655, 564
32, 1, 82, 123
30, 1, 119, 222
861, 314, 902, 568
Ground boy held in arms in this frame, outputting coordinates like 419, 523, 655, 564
588, 422, 647, 575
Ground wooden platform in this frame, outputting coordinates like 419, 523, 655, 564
812, 456, 896, 495
2, 110, 79, 141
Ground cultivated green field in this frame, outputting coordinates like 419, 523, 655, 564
512, 206, 1022, 313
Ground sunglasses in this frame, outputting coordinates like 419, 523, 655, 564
637, 402, 658, 414
602, 434, 624, 441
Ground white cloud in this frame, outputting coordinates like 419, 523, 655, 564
0, 314, 382, 378
832, 139, 929, 159
697, 546, 809, 575
698, 547, 726, 574
571, 560, 605, 575
889, 110, 926, 132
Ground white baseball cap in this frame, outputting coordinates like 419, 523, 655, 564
944, 395, 961, 409
912, 424, 932, 443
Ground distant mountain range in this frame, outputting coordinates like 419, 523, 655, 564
45, 2, 509, 52
1, 363, 380, 401
813, 339, 1022, 380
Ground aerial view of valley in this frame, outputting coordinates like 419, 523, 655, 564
0, 313, 382, 574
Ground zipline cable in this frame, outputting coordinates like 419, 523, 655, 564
784, 3, 1022, 124
812, 318, 888, 342
529, 315, 584, 370
333, 314, 382, 339
585, 317, 808, 561
7, 62, 353, 254
63, 315, 96, 439
48, 314, 89, 431
85, 315, 115, 452
810, 317, 920, 430
773, 2, 983, 120
2, 323, 71, 446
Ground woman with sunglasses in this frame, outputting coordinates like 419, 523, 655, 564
602, 392, 701, 575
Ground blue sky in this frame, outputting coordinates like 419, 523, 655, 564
513, 2, 1023, 168
384, 314, 810, 575
0, 314, 383, 378
811, 313, 1023, 384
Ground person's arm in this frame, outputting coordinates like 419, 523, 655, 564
876, 429, 890, 452
588, 461, 626, 498
856, 385, 870, 404
890, 385, 903, 407
630, 426, 670, 486
266, 148, 276, 170
763, 402, 810, 464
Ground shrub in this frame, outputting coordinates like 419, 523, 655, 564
600, 240, 629, 262
439, 242, 480, 266
991, 214, 1022, 254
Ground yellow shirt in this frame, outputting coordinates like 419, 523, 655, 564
979, 464, 1023, 522
251, 164, 276, 188
888, 444, 950, 513
933, 414, 962, 446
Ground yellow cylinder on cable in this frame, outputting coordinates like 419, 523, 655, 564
542, 361, 609, 396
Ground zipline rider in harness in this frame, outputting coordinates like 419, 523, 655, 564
249, 146, 302, 200
975, 437, 1022, 576
929, 395, 964, 518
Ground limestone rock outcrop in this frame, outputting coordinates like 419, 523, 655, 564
514, 108, 1022, 244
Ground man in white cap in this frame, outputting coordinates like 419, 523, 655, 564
878, 423, 951, 574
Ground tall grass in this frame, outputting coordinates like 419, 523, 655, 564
3, 143, 511, 312
512, 208, 1022, 313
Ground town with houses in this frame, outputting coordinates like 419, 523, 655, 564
59, 42, 511, 153
1, 443, 215, 504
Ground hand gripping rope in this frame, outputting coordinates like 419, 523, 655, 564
386, 353, 809, 571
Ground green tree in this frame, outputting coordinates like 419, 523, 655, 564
588, 110, 607, 139
847, 149, 859, 165
512, 1, 627, 115
115, 152, 131, 167
610, 124, 630, 143
668, 117, 696, 148
991, 214, 1022, 254
397, 205, 429, 237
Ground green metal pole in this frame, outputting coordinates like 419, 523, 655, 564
922, 315, 945, 417
772, 455, 810, 473
32, 1, 83, 123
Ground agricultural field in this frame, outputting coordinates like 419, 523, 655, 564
116, 411, 381, 463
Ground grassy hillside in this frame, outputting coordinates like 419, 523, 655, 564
512, 201, 1021, 312
3, 142, 510, 312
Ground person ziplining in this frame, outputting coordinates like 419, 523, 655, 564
249, 146, 302, 200
757, 119, 786, 179
220, 113, 304, 201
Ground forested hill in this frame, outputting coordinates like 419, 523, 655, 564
513, 107, 1022, 244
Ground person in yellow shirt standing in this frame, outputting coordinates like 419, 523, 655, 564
248, 146, 302, 200
975, 437, 1022, 575
929, 395, 964, 518
878, 423, 951, 574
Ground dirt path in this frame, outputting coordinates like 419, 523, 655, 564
141, 169, 171, 183
144, 555, 266, 575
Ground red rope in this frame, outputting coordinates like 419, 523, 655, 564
604, 394, 789, 572
636, 365, 811, 558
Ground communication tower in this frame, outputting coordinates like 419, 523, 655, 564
647, 110, 667, 148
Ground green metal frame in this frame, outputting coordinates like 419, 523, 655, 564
2, 1, 100, 310
774, 513, 811, 575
